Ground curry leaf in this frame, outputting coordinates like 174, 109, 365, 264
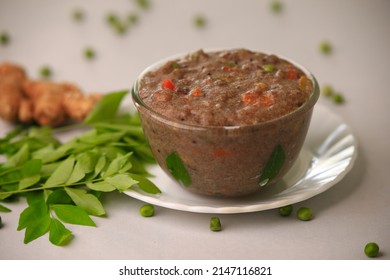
104, 174, 138, 192
64, 187, 105, 216
19, 174, 41, 190
166, 152, 192, 186
77, 152, 99, 174
259, 144, 286, 187
84, 90, 128, 124
44, 157, 75, 188
21, 159, 42, 177
46, 189, 73, 205
86, 181, 116, 192
18, 199, 48, 230
0, 90, 158, 246
49, 218, 73, 246
130, 173, 161, 194
65, 161, 86, 185
103, 152, 133, 178
92, 156, 107, 179
8, 143, 29, 166
0, 203, 12, 212
51, 204, 96, 226
23, 214, 51, 244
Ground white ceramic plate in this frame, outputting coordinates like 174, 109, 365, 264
125, 103, 358, 214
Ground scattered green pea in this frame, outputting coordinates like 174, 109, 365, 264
0, 32, 10, 46
72, 8, 85, 22
321, 84, 346, 104
278, 205, 293, 217
270, 0, 283, 13
296, 207, 313, 221
333, 93, 345, 104
139, 204, 154, 217
135, 0, 151, 10
105, 13, 129, 35
262, 64, 277, 72
39, 66, 52, 79
193, 15, 207, 28
364, 242, 380, 258
319, 41, 332, 55
321, 84, 334, 97
210, 216, 222, 232
106, 13, 119, 25
83, 47, 96, 60
127, 12, 139, 25
114, 22, 128, 35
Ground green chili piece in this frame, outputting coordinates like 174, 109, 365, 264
139, 204, 154, 217
210, 216, 222, 232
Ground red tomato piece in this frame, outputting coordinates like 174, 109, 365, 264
161, 79, 175, 90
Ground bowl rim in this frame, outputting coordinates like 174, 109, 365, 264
132, 48, 320, 131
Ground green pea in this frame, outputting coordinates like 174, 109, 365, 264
319, 41, 332, 55
270, 0, 283, 13
278, 205, 293, 217
84, 47, 96, 60
72, 8, 85, 22
0, 32, 10, 45
135, 0, 150, 10
115, 22, 128, 35
39, 66, 52, 79
193, 15, 207, 28
127, 12, 139, 25
333, 93, 345, 104
210, 216, 222, 232
321, 84, 334, 97
364, 242, 380, 258
139, 204, 154, 217
262, 64, 277, 72
297, 207, 313, 221
106, 13, 119, 25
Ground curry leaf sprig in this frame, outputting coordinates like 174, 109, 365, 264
0, 90, 160, 246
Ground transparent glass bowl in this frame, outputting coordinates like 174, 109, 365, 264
132, 50, 320, 197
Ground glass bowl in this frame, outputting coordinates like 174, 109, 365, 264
132, 49, 320, 197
